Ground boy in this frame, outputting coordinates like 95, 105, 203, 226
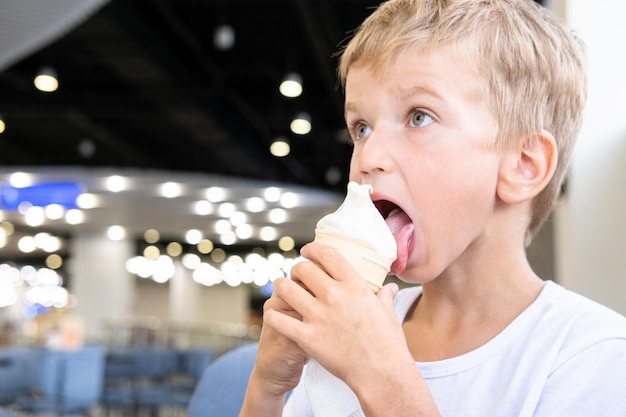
240, 0, 626, 416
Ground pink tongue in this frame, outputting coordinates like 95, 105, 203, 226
385, 208, 414, 275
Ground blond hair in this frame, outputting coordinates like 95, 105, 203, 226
338, 0, 587, 244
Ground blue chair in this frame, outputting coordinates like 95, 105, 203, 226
101, 347, 139, 412
181, 348, 214, 386
134, 348, 181, 410
15, 348, 63, 412
187, 343, 258, 417
60, 346, 105, 412
133, 347, 214, 412
0, 348, 40, 405
15, 346, 105, 415
170, 348, 214, 394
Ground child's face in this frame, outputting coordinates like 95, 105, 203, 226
345, 48, 503, 283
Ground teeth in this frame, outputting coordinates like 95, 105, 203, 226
386, 207, 402, 219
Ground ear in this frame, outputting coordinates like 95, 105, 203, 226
496, 129, 558, 204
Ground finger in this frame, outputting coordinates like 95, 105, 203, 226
288, 257, 337, 298
376, 282, 400, 310
264, 290, 301, 320
271, 276, 318, 318
300, 241, 371, 288
263, 299, 312, 348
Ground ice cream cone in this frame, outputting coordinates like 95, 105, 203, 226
312, 182, 397, 291
314, 228, 393, 291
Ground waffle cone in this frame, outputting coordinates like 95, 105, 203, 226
314, 229, 394, 291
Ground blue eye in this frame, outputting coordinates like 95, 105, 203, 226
410, 110, 434, 128
353, 123, 372, 141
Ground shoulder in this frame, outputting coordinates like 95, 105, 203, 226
540, 281, 626, 333
529, 283, 626, 415
537, 281, 626, 363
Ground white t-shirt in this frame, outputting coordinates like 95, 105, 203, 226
283, 281, 626, 417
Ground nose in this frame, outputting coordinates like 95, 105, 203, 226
350, 129, 394, 179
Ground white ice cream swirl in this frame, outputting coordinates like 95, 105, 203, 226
316, 181, 397, 264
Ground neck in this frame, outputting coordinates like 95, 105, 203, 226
403, 239, 545, 361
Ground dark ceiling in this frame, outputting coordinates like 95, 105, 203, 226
0, 0, 382, 194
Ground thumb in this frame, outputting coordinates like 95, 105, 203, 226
376, 282, 399, 308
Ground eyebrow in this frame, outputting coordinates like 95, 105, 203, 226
395, 84, 444, 102
344, 100, 359, 113
345, 84, 444, 114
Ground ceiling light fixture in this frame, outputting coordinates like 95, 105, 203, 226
235, 224, 253, 239
185, 229, 203, 245
206, 186, 226, 202
76, 193, 98, 209
24, 206, 45, 226
245, 197, 265, 212
263, 187, 281, 202
18, 236, 37, 253
269, 208, 287, 224
34, 67, 59, 93
229, 211, 247, 226
65, 209, 84, 225
218, 202, 236, 218
290, 112, 311, 135
160, 181, 182, 198
107, 225, 126, 241
279, 72, 303, 98
197, 239, 214, 254
270, 137, 290, 157
0, 114, 5, 134
220, 231, 237, 245
106, 175, 127, 192
9, 172, 33, 188
215, 219, 231, 234
144, 229, 160, 243
77, 138, 96, 158
213, 24, 235, 50
194, 200, 213, 215
280, 192, 298, 208
325, 166, 343, 185
44, 204, 65, 220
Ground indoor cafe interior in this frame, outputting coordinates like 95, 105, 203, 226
0, 0, 624, 416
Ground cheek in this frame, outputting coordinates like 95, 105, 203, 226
418, 154, 500, 245
444, 156, 499, 215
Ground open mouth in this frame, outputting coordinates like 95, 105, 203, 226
373, 200, 398, 220
373, 199, 414, 275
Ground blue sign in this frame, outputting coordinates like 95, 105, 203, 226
0, 182, 83, 210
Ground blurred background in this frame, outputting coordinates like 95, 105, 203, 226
0, 0, 624, 415
0, 0, 383, 348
